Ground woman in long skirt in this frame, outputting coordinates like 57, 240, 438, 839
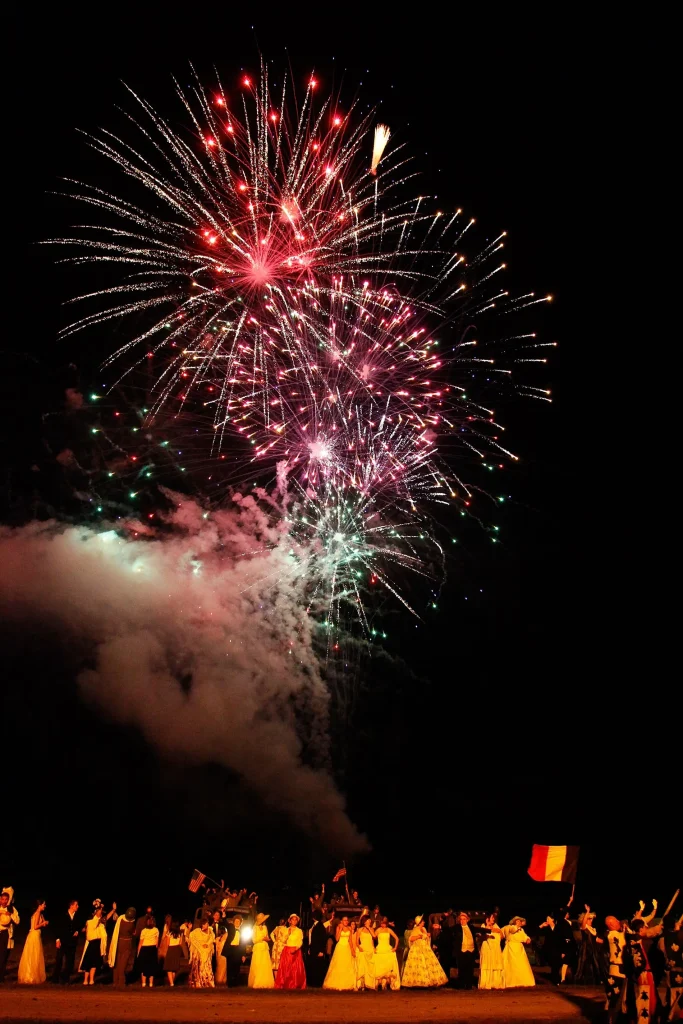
355, 916, 376, 991
574, 906, 606, 984
502, 917, 535, 987
402, 915, 448, 988
374, 918, 401, 991
189, 918, 215, 988
162, 920, 184, 987
108, 907, 137, 986
17, 900, 48, 984
248, 913, 274, 988
479, 915, 505, 989
79, 907, 107, 986
136, 915, 159, 987
270, 918, 288, 974
274, 915, 306, 990
323, 915, 358, 991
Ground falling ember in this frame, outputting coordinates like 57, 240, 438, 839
370, 124, 391, 175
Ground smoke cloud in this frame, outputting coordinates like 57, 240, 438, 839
0, 493, 367, 854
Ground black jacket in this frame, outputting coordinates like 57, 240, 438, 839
309, 922, 328, 957
54, 911, 80, 948
451, 922, 479, 957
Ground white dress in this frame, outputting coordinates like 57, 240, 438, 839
479, 926, 505, 989
374, 931, 401, 989
355, 930, 376, 990
18, 912, 46, 984
248, 924, 274, 988
323, 929, 357, 990
502, 926, 535, 987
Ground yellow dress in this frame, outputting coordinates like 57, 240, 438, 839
355, 930, 376, 990
501, 926, 535, 987
323, 929, 357, 990
374, 931, 401, 989
18, 912, 46, 985
248, 924, 274, 988
401, 927, 448, 988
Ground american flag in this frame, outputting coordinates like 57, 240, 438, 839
332, 867, 346, 883
188, 869, 206, 893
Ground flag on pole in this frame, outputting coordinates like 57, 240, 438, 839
188, 868, 206, 893
332, 867, 347, 883
528, 845, 579, 883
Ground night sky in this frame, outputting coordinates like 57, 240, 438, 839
4, 10, 673, 927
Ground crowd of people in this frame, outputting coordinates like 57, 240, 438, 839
0, 884, 680, 1022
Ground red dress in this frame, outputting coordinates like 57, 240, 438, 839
274, 930, 307, 990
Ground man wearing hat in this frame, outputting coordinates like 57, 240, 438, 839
107, 907, 137, 987
51, 899, 80, 984
0, 888, 20, 983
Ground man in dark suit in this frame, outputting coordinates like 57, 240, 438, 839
51, 900, 80, 984
224, 915, 246, 986
452, 911, 478, 990
306, 911, 328, 987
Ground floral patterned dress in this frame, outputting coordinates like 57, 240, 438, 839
189, 927, 215, 988
401, 926, 448, 988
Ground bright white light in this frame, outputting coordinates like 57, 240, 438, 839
240, 925, 253, 942
308, 438, 331, 462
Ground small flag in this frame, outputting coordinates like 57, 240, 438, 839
528, 845, 579, 883
332, 867, 347, 883
188, 868, 206, 893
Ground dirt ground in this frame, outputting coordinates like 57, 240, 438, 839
0, 985, 606, 1023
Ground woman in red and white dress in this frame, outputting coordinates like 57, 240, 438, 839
274, 915, 306, 989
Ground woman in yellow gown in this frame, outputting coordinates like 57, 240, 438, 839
374, 917, 401, 990
18, 900, 48, 984
402, 915, 448, 988
501, 917, 535, 987
248, 913, 274, 988
323, 915, 358, 990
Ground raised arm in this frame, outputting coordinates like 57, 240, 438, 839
388, 928, 399, 948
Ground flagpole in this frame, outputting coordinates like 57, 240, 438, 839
343, 860, 350, 903
662, 888, 680, 919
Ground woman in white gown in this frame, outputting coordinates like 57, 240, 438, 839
502, 917, 535, 987
248, 913, 274, 988
18, 900, 48, 984
374, 917, 401, 990
479, 914, 505, 989
402, 915, 448, 988
355, 916, 376, 991
323, 915, 357, 990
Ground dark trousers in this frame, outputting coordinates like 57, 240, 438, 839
227, 949, 242, 986
306, 953, 328, 987
0, 931, 10, 982
52, 944, 77, 984
455, 949, 476, 989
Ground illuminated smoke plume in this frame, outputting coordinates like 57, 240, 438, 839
0, 495, 368, 853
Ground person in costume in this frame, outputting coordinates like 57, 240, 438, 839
574, 904, 606, 985
270, 917, 288, 973
624, 916, 663, 1024
225, 914, 246, 987
452, 911, 478, 990
501, 917, 535, 988
248, 913, 274, 988
659, 912, 683, 1022
274, 914, 306, 990
0, 888, 20, 983
355, 915, 376, 991
374, 917, 401, 991
52, 899, 80, 985
162, 920, 183, 987
17, 899, 48, 984
402, 915, 448, 988
479, 914, 505, 990
79, 906, 107, 985
306, 911, 329, 987
136, 914, 159, 987
107, 906, 136, 987
189, 917, 215, 988
323, 914, 357, 990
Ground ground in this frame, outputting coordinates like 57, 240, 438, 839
0, 985, 607, 1024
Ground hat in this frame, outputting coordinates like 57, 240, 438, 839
92, 898, 103, 909
255, 913, 269, 925
125, 907, 136, 921
1, 887, 13, 903
288, 913, 300, 923
508, 916, 525, 926
414, 915, 423, 925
